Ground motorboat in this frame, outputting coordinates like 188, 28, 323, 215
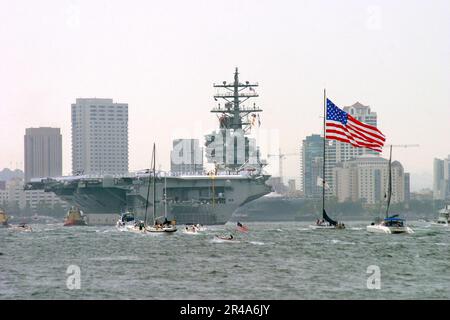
431, 205, 449, 227
183, 225, 200, 234
116, 211, 136, 229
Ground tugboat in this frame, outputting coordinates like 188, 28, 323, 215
64, 207, 87, 226
0, 208, 9, 227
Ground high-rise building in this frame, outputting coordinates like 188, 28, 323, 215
288, 179, 296, 192
24, 127, 62, 182
71, 98, 128, 175
404, 172, 410, 202
332, 155, 405, 205
170, 139, 204, 174
433, 156, 450, 200
301, 134, 323, 198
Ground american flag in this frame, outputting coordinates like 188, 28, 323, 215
236, 221, 249, 233
325, 99, 385, 152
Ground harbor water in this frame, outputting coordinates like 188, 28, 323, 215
1, 221, 449, 299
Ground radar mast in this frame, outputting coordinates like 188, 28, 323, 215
211, 67, 263, 133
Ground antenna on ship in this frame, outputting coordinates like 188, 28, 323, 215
207, 68, 264, 172
211, 67, 262, 133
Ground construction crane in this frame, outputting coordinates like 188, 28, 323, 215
382, 144, 420, 148
381, 144, 420, 157
267, 149, 298, 182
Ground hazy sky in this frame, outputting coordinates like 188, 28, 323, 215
0, 0, 449, 191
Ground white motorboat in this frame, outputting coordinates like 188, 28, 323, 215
116, 211, 136, 229
183, 225, 200, 234
431, 205, 449, 227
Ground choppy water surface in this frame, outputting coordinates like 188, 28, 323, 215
1, 221, 449, 299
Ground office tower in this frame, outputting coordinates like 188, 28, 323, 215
71, 98, 128, 175
24, 127, 62, 182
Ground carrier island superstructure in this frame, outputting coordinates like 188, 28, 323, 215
26, 68, 271, 224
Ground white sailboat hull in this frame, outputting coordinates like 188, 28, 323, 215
308, 225, 337, 230
366, 224, 414, 234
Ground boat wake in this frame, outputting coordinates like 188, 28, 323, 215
211, 238, 240, 244
329, 239, 355, 245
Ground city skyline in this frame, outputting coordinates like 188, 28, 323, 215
1, 1, 449, 191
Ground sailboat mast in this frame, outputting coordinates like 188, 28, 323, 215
322, 89, 326, 217
164, 174, 167, 219
153, 143, 156, 225
386, 145, 393, 218
144, 147, 154, 226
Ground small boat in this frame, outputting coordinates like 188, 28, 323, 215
214, 234, 239, 243
183, 225, 200, 234
63, 207, 87, 226
0, 209, 9, 227
116, 211, 136, 229
431, 205, 449, 227
10, 223, 32, 232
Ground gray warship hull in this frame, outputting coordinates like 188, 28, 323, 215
27, 173, 271, 225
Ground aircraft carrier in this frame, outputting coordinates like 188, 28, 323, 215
25, 68, 272, 224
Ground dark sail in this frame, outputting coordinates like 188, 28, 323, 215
323, 209, 337, 226
385, 145, 392, 218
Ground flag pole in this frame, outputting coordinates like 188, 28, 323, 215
323, 89, 326, 218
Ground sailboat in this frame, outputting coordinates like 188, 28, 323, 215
366, 145, 413, 234
146, 143, 177, 233
309, 90, 345, 230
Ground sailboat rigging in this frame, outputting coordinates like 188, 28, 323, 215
366, 145, 413, 234
310, 89, 345, 230
146, 143, 177, 233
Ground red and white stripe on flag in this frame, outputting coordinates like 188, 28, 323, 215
325, 99, 385, 152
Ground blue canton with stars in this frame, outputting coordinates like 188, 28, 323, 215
326, 99, 348, 124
